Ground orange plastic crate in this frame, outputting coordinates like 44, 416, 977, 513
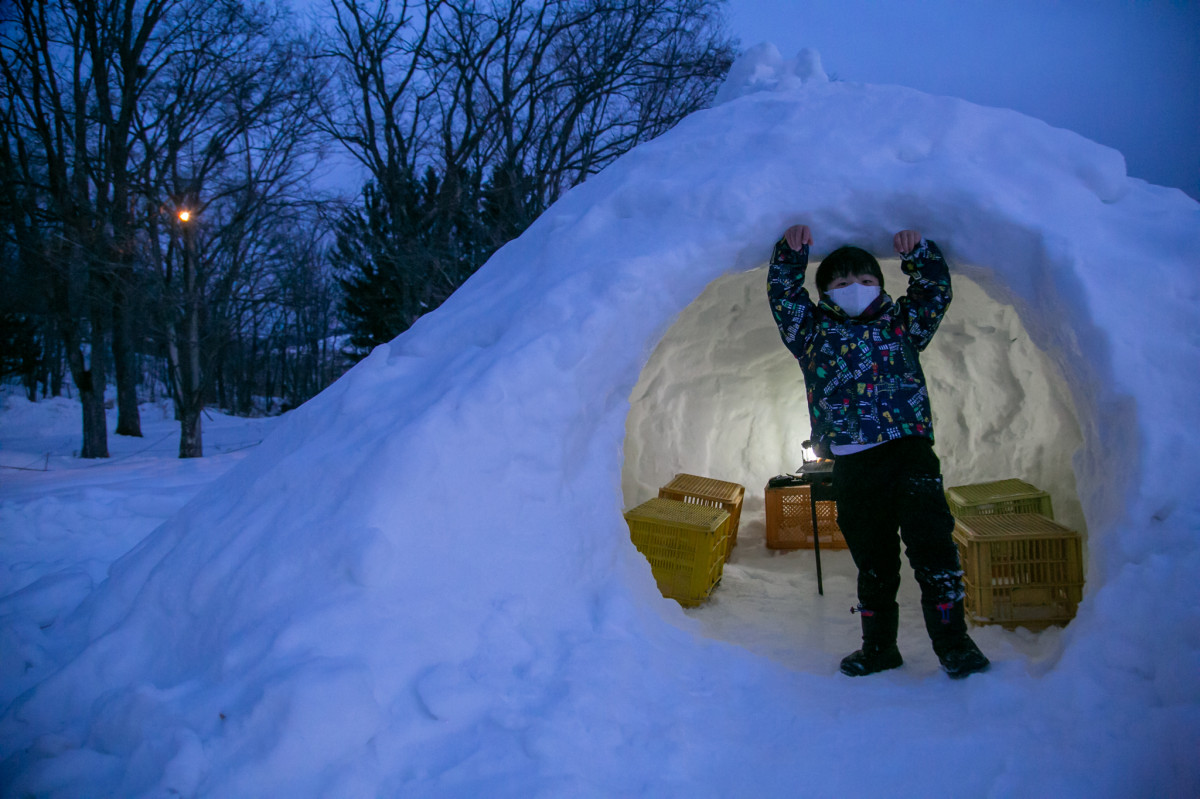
953, 513, 1083, 631
625, 498, 730, 607
764, 483, 846, 550
658, 473, 745, 561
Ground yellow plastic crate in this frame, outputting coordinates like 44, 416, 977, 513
624, 497, 730, 607
764, 483, 846, 550
946, 478, 1054, 520
658, 473, 745, 561
953, 513, 1083, 631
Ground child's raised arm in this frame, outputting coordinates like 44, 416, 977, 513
767, 225, 818, 357
893, 229, 922, 255
785, 224, 814, 250
896, 236, 952, 351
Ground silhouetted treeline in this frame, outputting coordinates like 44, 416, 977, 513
0, 0, 735, 457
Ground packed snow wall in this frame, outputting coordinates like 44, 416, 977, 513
3, 46, 1198, 797
622, 263, 1087, 534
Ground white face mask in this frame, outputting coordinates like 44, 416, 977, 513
826, 283, 881, 318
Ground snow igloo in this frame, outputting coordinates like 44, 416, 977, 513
4, 46, 1198, 797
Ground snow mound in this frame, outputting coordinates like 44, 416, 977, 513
713, 44, 828, 105
3, 50, 1199, 797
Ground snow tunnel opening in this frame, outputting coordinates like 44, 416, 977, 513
620, 259, 1089, 665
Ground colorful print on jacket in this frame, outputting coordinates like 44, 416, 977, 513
767, 238, 952, 450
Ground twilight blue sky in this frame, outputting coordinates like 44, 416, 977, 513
724, 0, 1200, 199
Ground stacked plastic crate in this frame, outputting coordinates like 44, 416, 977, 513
623, 474, 745, 607
658, 474, 745, 561
946, 478, 1084, 630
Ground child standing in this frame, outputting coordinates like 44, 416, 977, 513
767, 224, 989, 679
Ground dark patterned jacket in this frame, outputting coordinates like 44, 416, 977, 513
767, 238, 952, 451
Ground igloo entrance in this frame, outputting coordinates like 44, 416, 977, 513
621, 258, 1087, 667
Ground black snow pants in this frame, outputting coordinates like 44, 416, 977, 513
831, 436, 966, 649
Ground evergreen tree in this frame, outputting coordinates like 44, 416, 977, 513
335, 162, 545, 361
334, 171, 481, 359
480, 162, 541, 250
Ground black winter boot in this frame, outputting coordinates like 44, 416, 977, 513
839, 643, 903, 676
936, 637, 990, 679
840, 605, 903, 677
922, 599, 990, 679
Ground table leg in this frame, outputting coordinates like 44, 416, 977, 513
811, 491, 823, 595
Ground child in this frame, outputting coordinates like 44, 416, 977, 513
767, 224, 989, 679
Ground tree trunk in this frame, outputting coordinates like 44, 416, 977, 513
63, 331, 109, 459
112, 281, 143, 436
176, 223, 205, 458
80, 379, 109, 458
54, 268, 112, 458
49, 330, 64, 397
178, 405, 202, 458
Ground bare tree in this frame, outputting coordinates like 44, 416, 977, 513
135, 1, 326, 456
325, 0, 734, 355
4, 0, 735, 448
430, 0, 734, 207
0, 0, 191, 454
317, 0, 440, 200
0, 0, 250, 453
270, 220, 342, 409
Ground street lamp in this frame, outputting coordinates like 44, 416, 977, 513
176, 204, 202, 457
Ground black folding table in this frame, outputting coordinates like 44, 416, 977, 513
796, 459, 835, 596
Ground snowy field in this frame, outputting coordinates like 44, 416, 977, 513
0, 396, 281, 601
2, 47, 1199, 797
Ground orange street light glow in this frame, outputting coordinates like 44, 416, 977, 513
178, 210, 191, 222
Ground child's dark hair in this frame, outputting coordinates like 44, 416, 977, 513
815, 246, 885, 294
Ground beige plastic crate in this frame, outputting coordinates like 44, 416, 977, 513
658, 474, 745, 561
954, 513, 1083, 631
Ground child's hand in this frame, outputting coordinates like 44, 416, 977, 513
784, 224, 813, 250
893, 229, 922, 255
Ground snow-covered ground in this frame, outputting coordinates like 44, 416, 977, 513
2, 47, 1198, 797
0, 397, 283, 713
0, 396, 279, 597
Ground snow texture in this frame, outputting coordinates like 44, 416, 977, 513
2, 45, 1199, 797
